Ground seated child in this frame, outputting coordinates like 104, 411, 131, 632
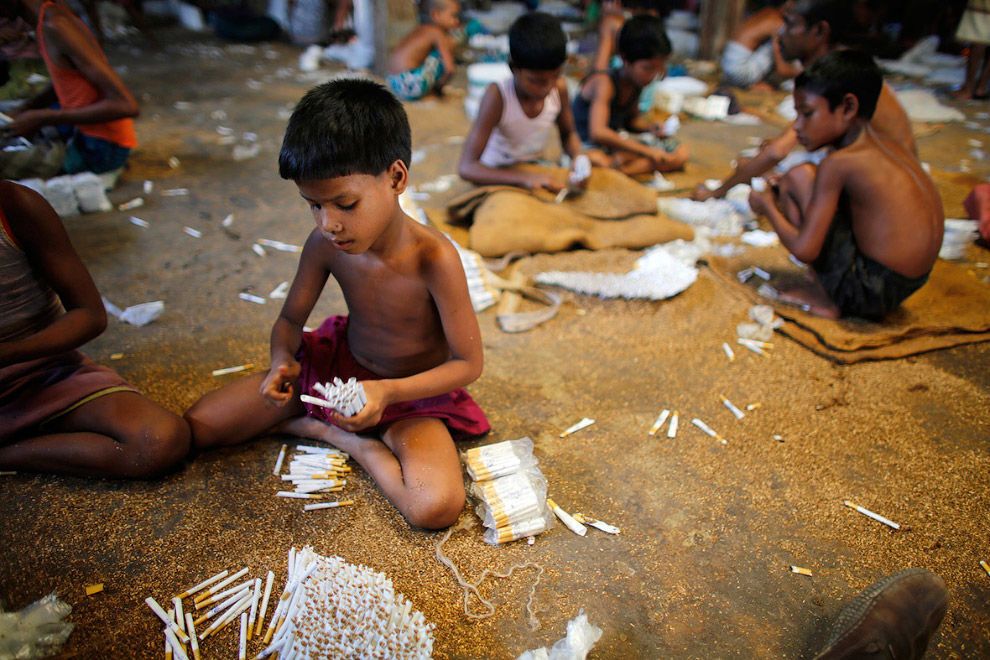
721, 0, 801, 89
572, 14, 689, 176
2, 0, 138, 177
589, 0, 667, 72
695, 0, 916, 202
458, 11, 608, 192
0, 180, 189, 477
185, 79, 490, 530
748, 51, 943, 320
385, 0, 461, 101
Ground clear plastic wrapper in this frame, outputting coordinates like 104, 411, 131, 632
471, 468, 548, 529
0, 593, 74, 658
462, 437, 537, 482
483, 510, 554, 545
517, 610, 602, 660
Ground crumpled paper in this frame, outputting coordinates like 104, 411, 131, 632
103, 297, 165, 327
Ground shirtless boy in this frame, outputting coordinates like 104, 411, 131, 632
386, 0, 460, 101
721, 0, 801, 89
694, 0, 915, 202
748, 51, 943, 320
185, 80, 490, 529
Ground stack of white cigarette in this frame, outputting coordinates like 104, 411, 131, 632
257, 546, 434, 659
300, 377, 367, 417
274, 444, 355, 511
146, 565, 274, 660
464, 438, 554, 545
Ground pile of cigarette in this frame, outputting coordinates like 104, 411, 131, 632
273, 444, 355, 511
463, 438, 554, 545
300, 377, 367, 417
146, 565, 275, 660
257, 546, 434, 659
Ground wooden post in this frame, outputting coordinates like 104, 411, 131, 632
373, 0, 389, 76
699, 0, 747, 61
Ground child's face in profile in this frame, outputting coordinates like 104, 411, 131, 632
296, 168, 402, 254
513, 68, 561, 101
779, 10, 819, 62
626, 56, 666, 88
793, 89, 847, 150
431, 1, 461, 31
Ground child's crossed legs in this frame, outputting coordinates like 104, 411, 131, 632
185, 373, 465, 530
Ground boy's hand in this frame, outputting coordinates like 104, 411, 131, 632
260, 360, 301, 406
329, 380, 389, 432
692, 183, 717, 201
526, 171, 567, 193
6, 109, 49, 137
748, 187, 776, 217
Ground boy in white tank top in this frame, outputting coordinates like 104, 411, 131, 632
458, 12, 608, 192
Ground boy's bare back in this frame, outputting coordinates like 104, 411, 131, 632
822, 129, 942, 278
387, 24, 454, 74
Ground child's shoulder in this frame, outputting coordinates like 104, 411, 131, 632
404, 217, 460, 268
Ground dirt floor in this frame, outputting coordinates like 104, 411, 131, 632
2, 25, 990, 660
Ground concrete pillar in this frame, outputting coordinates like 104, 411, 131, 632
699, 0, 747, 60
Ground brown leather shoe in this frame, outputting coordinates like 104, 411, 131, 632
815, 569, 948, 659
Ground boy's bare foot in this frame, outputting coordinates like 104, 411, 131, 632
274, 415, 375, 456
778, 281, 841, 318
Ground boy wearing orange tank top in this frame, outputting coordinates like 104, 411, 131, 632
2, 0, 138, 176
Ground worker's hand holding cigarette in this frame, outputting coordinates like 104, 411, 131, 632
260, 360, 301, 406
328, 379, 385, 432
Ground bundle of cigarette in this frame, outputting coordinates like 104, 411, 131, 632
462, 437, 537, 481
274, 445, 354, 509
257, 546, 434, 659
301, 377, 367, 418
465, 438, 553, 545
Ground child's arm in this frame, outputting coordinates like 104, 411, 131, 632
694, 126, 798, 201
749, 158, 843, 263
260, 230, 330, 406
586, 76, 671, 166
590, 10, 622, 72
337, 238, 483, 432
0, 183, 106, 368
8, 12, 138, 137
458, 83, 567, 191
434, 28, 457, 89
556, 81, 586, 161
771, 35, 802, 79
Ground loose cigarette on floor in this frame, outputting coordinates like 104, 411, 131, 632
303, 500, 354, 511
166, 635, 172, 660
720, 394, 745, 420
773, 434, 784, 442
0, 470, 16, 476
238, 292, 266, 305
753, 267, 771, 280
252, 243, 267, 257
667, 411, 679, 439
182, 226, 202, 238
560, 417, 595, 438
843, 500, 901, 530
145, 597, 190, 644
722, 342, 734, 361
118, 197, 144, 211
129, 215, 150, 228
173, 597, 186, 635
143, 180, 154, 194
247, 578, 261, 640
85, 583, 104, 596
980, 560, 990, 577
193, 588, 250, 624
692, 418, 718, 438
184, 613, 200, 660
257, 238, 302, 252
211, 363, 253, 377
573, 513, 620, 534
746, 402, 762, 411
269, 281, 290, 299
239, 612, 248, 660
277, 491, 324, 499
162, 188, 189, 196
547, 498, 588, 536
255, 571, 275, 637
737, 339, 766, 356
273, 444, 287, 475
222, 213, 234, 227
164, 626, 188, 660
193, 567, 249, 603
110, 352, 124, 360
790, 565, 813, 577
649, 409, 671, 436
168, 156, 181, 169
554, 188, 568, 204
200, 593, 252, 641
195, 580, 251, 608
176, 569, 229, 600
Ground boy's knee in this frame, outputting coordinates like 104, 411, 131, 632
183, 406, 223, 452
120, 412, 190, 478
781, 162, 816, 189
405, 489, 465, 530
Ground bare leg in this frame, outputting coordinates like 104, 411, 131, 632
955, 44, 985, 99
276, 416, 465, 529
614, 153, 656, 176
184, 373, 305, 451
976, 49, 990, 97
768, 163, 841, 318
0, 391, 189, 478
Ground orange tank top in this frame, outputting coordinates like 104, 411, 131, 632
37, 1, 137, 149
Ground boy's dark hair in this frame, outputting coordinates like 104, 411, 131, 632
795, 49, 882, 119
508, 12, 567, 70
279, 78, 411, 181
617, 14, 671, 63
793, 0, 853, 45
622, 0, 670, 15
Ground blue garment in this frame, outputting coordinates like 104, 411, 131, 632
63, 131, 130, 174
386, 49, 445, 101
